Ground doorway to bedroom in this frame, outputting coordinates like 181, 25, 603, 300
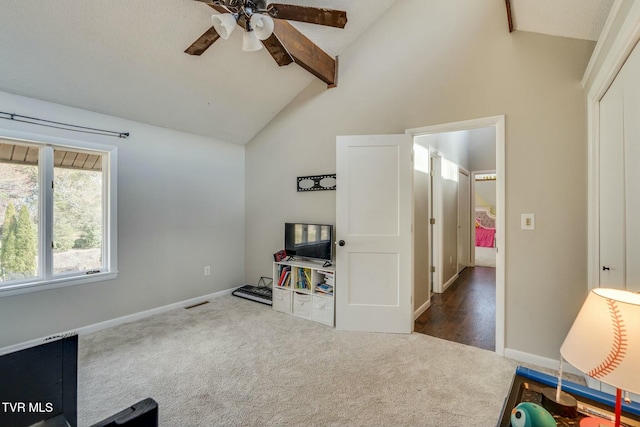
473, 171, 497, 268
411, 118, 502, 353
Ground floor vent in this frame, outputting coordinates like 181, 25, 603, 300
184, 301, 209, 310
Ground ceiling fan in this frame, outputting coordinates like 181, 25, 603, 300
185, 0, 348, 87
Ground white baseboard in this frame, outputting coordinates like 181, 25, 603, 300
441, 273, 458, 293
504, 348, 584, 378
0, 287, 236, 356
413, 299, 431, 320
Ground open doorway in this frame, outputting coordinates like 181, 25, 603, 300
473, 171, 497, 268
409, 116, 505, 354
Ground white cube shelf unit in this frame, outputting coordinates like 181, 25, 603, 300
273, 260, 335, 327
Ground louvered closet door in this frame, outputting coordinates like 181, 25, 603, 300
623, 42, 640, 292
599, 74, 625, 288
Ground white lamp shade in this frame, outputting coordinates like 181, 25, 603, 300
242, 30, 263, 52
211, 13, 237, 40
561, 288, 640, 394
250, 13, 274, 40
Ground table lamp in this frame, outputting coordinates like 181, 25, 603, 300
560, 288, 640, 427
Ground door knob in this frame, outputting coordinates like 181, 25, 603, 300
602, 266, 610, 271
338, 240, 345, 247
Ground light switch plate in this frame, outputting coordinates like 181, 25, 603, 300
521, 213, 535, 230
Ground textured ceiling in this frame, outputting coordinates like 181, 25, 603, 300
511, 0, 615, 41
0, 0, 614, 145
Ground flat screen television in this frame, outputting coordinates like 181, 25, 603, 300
284, 223, 333, 263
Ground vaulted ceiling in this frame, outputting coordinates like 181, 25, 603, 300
0, 0, 614, 145
510, 0, 614, 41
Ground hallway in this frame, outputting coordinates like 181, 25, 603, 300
414, 267, 496, 351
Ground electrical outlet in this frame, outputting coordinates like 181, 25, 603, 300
204, 266, 211, 276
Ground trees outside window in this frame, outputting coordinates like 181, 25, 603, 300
0, 203, 37, 280
0, 159, 38, 281
0, 138, 116, 294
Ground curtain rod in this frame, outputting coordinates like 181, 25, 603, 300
0, 111, 129, 139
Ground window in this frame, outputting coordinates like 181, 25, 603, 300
0, 135, 117, 295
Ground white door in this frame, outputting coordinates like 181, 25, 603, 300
458, 168, 470, 273
335, 134, 413, 333
599, 74, 625, 288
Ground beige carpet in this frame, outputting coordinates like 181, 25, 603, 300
78, 295, 525, 426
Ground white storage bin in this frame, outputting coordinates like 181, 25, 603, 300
293, 292, 312, 318
312, 295, 334, 326
272, 287, 291, 314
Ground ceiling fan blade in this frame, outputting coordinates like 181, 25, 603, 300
269, 19, 337, 87
267, 3, 347, 28
192, 0, 230, 12
185, 1, 235, 56
185, 27, 221, 56
262, 33, 294, 66
208, 3, 230, 14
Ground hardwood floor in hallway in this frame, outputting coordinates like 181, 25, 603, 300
414, 266, 496, 351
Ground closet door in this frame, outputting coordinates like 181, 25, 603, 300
599, 74, 625, 288
624, 43, 640, 292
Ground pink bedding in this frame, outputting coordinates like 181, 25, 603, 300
475, 227, 495, 247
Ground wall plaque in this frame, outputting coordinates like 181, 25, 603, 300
297, 174, 336, 192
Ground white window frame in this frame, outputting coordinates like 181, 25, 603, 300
0, 129, 118, 296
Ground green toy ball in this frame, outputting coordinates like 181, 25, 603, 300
510, 402, 556, 427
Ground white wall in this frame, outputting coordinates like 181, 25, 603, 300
469, 127, 497, 172
245, 0, 594, 360
441, 159, 459, 286
0, 91, 245, 348
415, 126, 495, 173
416, 131, 470, 170
476, 180, 497, 211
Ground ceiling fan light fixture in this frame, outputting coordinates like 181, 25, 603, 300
250, 13, 274, 40
211, 13, 237, 40
242, 30, 263, 52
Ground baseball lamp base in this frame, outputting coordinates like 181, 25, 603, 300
541, 387, 578, 418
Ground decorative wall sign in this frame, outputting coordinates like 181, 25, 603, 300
297, 174, 336, 192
